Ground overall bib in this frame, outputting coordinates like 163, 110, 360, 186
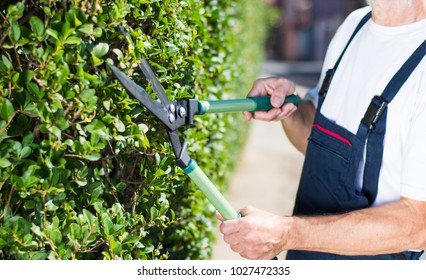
286, 12, 426, 260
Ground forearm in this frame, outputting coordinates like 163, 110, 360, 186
286, 198, 426, 255
281, 98, 316, 154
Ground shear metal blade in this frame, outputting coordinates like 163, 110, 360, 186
138, 55, 172, 108
108, 63, 172, 129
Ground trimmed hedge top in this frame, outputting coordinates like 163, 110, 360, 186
0, 0, 269, 259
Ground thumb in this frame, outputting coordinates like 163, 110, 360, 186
271, 95, 284, 108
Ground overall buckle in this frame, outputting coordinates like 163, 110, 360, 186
361, 96, 388, 130
319, 69, 335, 97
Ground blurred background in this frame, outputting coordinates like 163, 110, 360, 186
263, 0, 366, 87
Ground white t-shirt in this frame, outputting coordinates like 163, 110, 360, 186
306, 7, 426, 206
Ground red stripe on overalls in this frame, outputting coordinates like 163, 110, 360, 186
312, 124, 352, 146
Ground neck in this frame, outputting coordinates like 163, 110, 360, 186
369, 0, 426, 26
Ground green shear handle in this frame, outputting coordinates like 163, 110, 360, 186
183, 160, 239, 220
198, 95, 299, 115
183, 159, 278, 260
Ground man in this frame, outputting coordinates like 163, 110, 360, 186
218, 0, 426, 260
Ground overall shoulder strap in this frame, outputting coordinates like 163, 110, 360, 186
319, 11, 372, 97
332, 11, 372, 72
380, 40, 426, 102
361, 39, 426, 130
359, 39, 426, 205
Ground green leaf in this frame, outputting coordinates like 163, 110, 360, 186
83, 209, 96, 225
88, 181, 103, 198
23, 176, 39, 188
31, 224, 45, 239
0, 158, 11, 168
154, 168, 166, 178
50, 125, 61, 139
102, 216, 113, 236
80, 89, 96, 102
93, 27, 102, 38
26, 82, 42, 97
0, 238, 9, 248
78, 24, 93, 34
112, 224, 124, 235
92, 43, 109, 58
46, 28, 58, 40
150, 207, 159, 221
64, 36, 82, 45
83, 152, 100, 161
10, 20, 21, 42
29, 16, 45, 37
55, 64, 70, 85
1, 55, 12, 70
122, 235, 140, 246
22, 133, 34, 146
90, 132, 100, 146
49, 229, 62, 246
70, 223, 81, 239
19, 146, 32, 159
93, 202, 104, 214
115, 182, 127, 190
32, 252, 48, 260
0, 98, 14, 121
45, 200, 59, 211
112, 118, 125, 132
91, 54, 102, 66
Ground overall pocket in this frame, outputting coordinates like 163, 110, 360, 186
308, 124, 352, 193
296, 123, 356, 214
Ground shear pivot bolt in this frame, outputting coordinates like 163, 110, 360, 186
169, 104, 176, 114
168, 114, 176, 123
178, 107, 186, 118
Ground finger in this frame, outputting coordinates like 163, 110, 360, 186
223, 232, 242, 246
215, 211, 224, 222
247, 79, 268, 98
242, 111, 252, 121
276, 104, 298, 119
230, 243, 244, 254
219, 219, 240, 235
265, 78, 295, 102
252, 109, 281, 121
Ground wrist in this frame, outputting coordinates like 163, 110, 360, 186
278, 215, 302, 252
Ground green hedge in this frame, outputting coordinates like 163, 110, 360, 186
0, 0, 269, 259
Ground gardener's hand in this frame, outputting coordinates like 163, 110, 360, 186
243, 77, 298, 122
217, 205, 292, 260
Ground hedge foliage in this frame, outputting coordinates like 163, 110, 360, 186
0, 0, 269, 259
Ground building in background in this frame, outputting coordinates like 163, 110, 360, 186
266, 0, 366, 61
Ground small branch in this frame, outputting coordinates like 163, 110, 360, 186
121, 178, 145, 185
0, 110, 19, 137
42, 192, 60, 259
0, 185, 13, 221
132, 192, 137, 213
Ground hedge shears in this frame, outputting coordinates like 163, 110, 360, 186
108, 57, 298, 221
108, 27, 298, 223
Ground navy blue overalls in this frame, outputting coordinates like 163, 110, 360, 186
286, 12, 426, 260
